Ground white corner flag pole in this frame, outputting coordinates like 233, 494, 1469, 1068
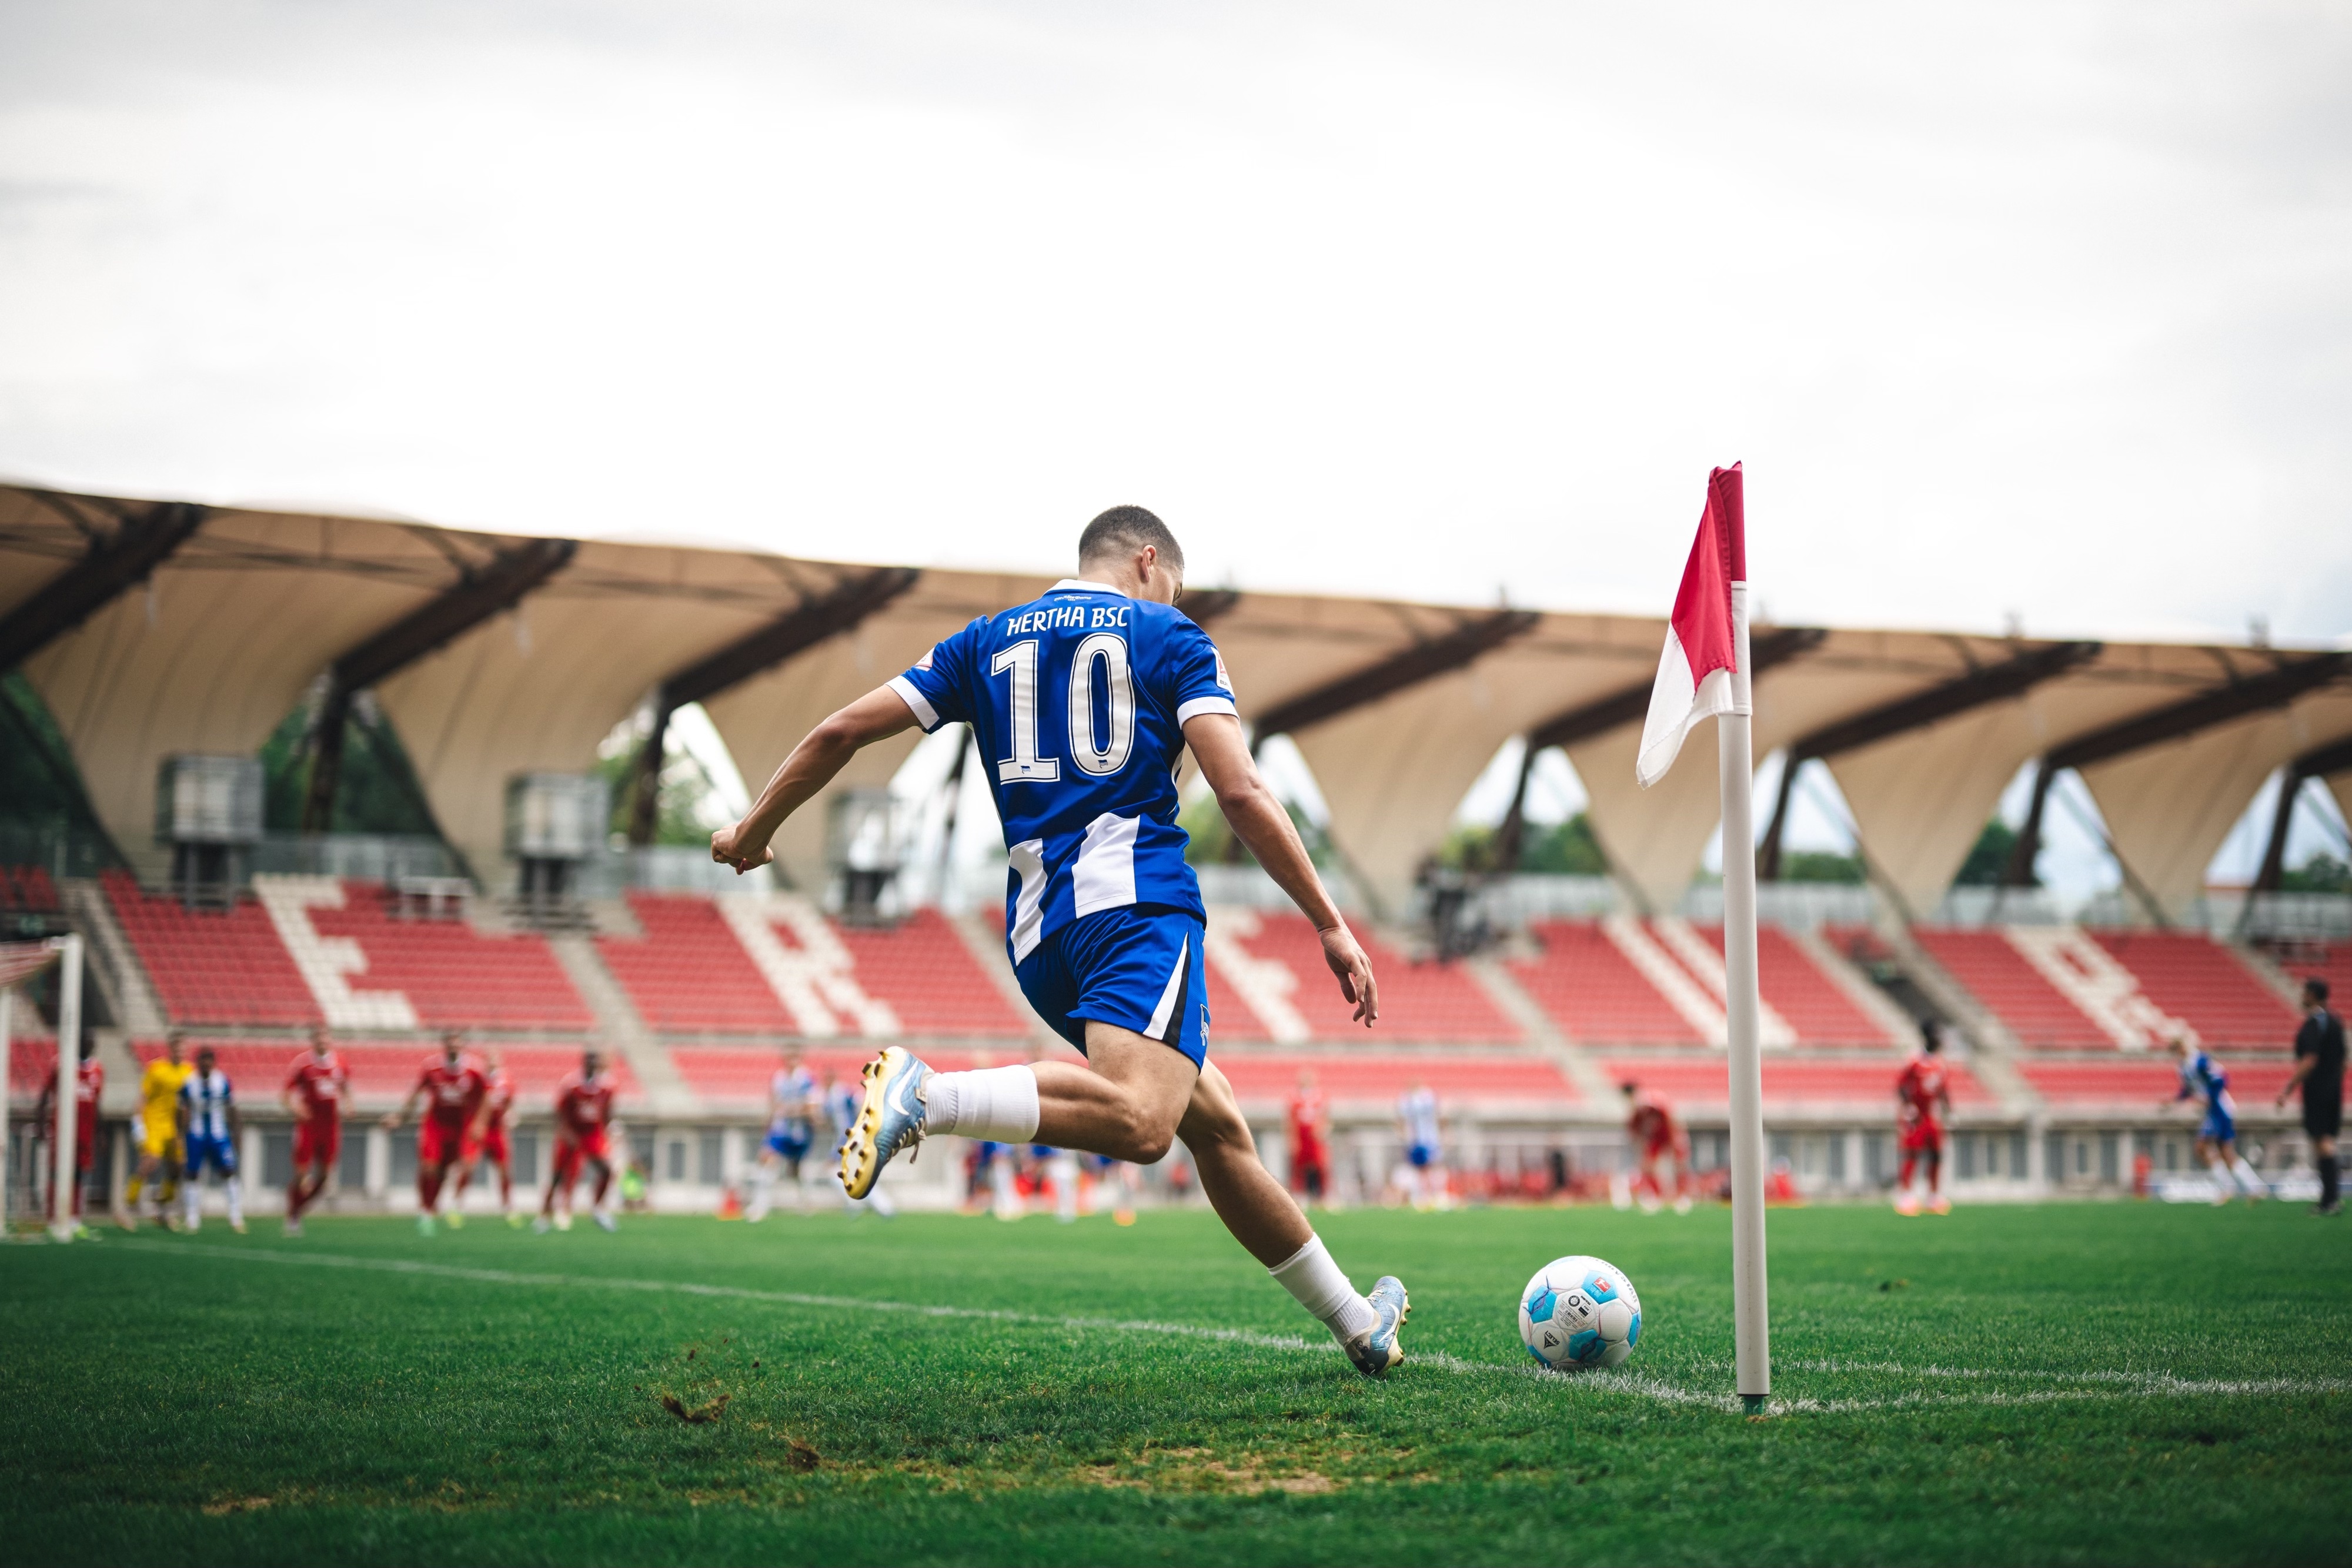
51, 933, 84, 1242
1716, 584, 1771, 1408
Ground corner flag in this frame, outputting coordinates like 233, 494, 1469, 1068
1636, 463, 1771, 1407
1636, 464, 1746, 790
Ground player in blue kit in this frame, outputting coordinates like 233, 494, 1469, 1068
712, 506, 1409, 1376
746, 1048, 817, 1221
2164, 1035, 2264, 1205
178, 1047, 246, 1233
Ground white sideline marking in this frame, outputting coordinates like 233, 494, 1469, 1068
110, 1242, 2352, 1416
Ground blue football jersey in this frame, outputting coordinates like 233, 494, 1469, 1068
180, 1069, 234, 1142
890, 579, 1237, 961
2177, 1051, 2231, 1112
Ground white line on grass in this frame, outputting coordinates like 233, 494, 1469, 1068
108, 1241, 2350, 1416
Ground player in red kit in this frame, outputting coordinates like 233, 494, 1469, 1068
35, 1033, 103, 1234
538, 1048, 619, 1233
456, 1048, 521, 1226
382, 1029, 487, 1235
280, 1024, 348, 1237
1286, 1069, 1331, 1204
1621, 1081, 1693, 1214
1895, 1021, 1954, 1216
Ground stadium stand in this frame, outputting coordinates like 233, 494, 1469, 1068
1683, 922, 1898, 1047
1202, 908, 1522, 1043
7, 1037, 58, 1105
1908, 927, 2111, 1051
830, 911, 1028, 1038
601, 894, 1026, 1038
103, 870, 320, 1026
2089, 931, 2300, 1049
1215, 1052, 1577, 1109
2017, 1057, 2299, 1106
1508, 920, 1700, 1045
301, 884, 593, 1031
2271, 941, 2351, 1015
597, 892, 786, 1034
1600, 1055, 1993, 1109
1, 865, 61, 914
130, 1039, 639, 1108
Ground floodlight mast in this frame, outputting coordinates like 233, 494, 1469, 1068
1715, 589, 1771, 1410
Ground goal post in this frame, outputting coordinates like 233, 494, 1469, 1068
0, 937, 70, 1235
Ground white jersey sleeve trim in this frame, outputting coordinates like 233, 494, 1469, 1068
887, 674, 942, 733
1175, 696, 1238, 725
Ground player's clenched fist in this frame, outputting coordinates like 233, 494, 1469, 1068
710, 821, 773, 874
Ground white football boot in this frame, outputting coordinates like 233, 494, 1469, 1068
840, 1047, 930, 1200
1343, 1275, 1411, 1378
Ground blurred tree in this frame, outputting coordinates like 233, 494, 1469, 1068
1954, 818, 2022, 886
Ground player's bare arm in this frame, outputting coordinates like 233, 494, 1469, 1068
1183, 710, 1378, 1025
712, 685, 920, 872
380, 1084, 423, 1132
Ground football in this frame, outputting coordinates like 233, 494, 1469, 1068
1519, 1255, 1643, 1370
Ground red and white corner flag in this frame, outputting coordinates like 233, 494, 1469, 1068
1635, 464, 1747, 789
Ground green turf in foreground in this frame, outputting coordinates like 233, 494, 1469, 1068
2, 1202, 2348, 1567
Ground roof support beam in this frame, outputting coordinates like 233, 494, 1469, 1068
2003, 651, 2352, 889
1250, 609, 1541, 745
1757, 640, 2101, 880
2251, 732, 2352, 894
301, 537, 577, 831
627, 566, 921, 845
1493, 626, 1825, 870
0, 500, 208, 672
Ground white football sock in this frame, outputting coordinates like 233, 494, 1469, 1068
225, 1176, 244, 1226
183, 1182, 201, 1229
2229, 1155, 2262, 1194
921, 1066, 1041, 1143
1269, 1235, 1376, 1342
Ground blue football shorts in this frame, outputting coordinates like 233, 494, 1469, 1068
2200, 1104, 2236, 1144
764, 1127, 811, 1162
1407, 1142, 1437, 1169
183, 1134, 237, 1178
1015, 904, 1209, 1069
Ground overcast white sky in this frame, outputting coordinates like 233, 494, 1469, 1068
3, 0, 2349, 646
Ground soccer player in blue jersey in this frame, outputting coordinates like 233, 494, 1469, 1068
746, 1048, 818, 1221
178, 1047, 246, 1233
2163, 1035, 2264, 1205
712, 506, 1408, 1376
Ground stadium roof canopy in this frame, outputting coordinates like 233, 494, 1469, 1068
4, 483, 2348, 918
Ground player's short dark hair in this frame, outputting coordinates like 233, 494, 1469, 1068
1618, 1081, 1639, 1095
2310, 977, 2331, 1003
1921, 1019, 1943, 1052
1078, 506, 1184, 573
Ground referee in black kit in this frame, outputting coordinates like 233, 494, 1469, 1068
2277, 978, 2346, 1216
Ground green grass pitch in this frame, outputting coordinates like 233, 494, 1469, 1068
4, 1201, 2348, 1566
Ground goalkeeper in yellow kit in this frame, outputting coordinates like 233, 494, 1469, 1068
126, 1032, 194, 1229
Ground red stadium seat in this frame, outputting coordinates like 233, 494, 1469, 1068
1909, 927, 2110, 1051
104, 871, 320, 1027
1681, 922, 1897, 1048
1214, 1052, 1577, 1110
1599, 1054, 1992, 1110
1506, 920, 1700, 1045
2017, 1057, 2297, 1106
2089, 932, 2300, 1051
598, 894, 1027, 1038
305, 884, 593, 1031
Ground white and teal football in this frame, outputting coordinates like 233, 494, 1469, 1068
1519, 1255, 1642, 1370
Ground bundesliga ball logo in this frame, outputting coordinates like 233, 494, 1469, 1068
1519, 1254, 1643, 1370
